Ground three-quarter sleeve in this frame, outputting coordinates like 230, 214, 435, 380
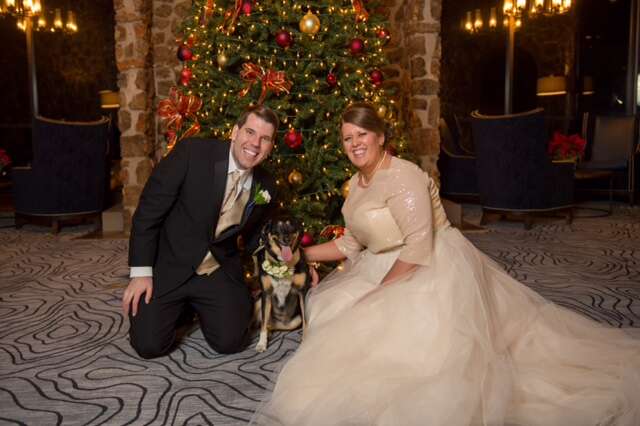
385, 165, 433, 266
334, 228, 363, 261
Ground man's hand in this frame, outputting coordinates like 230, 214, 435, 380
122, 277, 153, 317
309, 265, 320, 288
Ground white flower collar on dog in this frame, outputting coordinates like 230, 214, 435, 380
261, 258, 294, 279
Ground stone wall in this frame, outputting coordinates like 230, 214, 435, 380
115, 0, 442, 232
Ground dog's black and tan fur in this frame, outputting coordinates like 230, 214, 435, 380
253, 217, 311, 352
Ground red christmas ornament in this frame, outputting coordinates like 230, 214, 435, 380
301, 232, 314, 247
326, 72, 337, 87
369, 69, 383, 86
284, 129, 303, 149
242, 1, 252, 15
181, 67, 193, 80
275, 30, 293, 48
349, 38, 364, 55
377, 28, 390, 41
177, 44, 193, 61
386, 145, 397, 156
165, 130, 176, 142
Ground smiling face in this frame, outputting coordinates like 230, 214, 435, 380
341, 122, 385, 174
230, 113, 276, 170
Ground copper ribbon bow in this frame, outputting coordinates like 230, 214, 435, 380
239, 62, 292, 105
200, 0, 215, 25
158, 87, 203, 151
320, 225, 345, 240
351, 0, 369, 21
222, 0, 243, 33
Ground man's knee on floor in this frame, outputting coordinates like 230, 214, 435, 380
130, 334, 173, 359
205, 331, 246, 354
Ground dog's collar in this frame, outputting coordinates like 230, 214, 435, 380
261, 258, 294, 279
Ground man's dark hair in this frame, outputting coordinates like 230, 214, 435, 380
236, 105, 280, 140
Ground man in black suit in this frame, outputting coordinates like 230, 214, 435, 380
122, 105, 279, 358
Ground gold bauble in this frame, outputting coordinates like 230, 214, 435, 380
341, 180, 350, 198
376, 105, 387, 118
217, 52, 228, 67
299, 11, 320, 34
288, 169, 303, 185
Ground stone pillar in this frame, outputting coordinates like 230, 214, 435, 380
387, 0, 442, 181
115, 0, 155, 233
152, 0, 192, 160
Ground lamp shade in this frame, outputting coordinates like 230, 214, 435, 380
536, 76, 566, 96
99, 90, 120, 109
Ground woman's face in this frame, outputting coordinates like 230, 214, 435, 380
341, 122, 385, 172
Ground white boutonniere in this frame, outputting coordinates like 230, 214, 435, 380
261, 258, 293, 279
253, 183, 271, 205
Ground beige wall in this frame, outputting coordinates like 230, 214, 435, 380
115, 0, 442, 232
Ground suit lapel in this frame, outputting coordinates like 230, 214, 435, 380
210, 143, 230, 234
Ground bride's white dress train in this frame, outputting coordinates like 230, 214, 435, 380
253, 158, 640, 426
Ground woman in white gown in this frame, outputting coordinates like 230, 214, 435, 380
252, 104, 640, 426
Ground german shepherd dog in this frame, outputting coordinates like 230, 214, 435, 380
253, 217, 311, 352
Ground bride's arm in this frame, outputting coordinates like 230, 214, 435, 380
303, 240, 346, 262
380, 165, 434, 286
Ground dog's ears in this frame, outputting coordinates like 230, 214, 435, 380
254, 220, 272, 254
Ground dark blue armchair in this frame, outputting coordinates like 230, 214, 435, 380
12, 116, 110, 232
470, 108, 574, 229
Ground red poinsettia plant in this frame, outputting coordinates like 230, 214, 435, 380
0, 148, 11, 175
547, 132, 587, 161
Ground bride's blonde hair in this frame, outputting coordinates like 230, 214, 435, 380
341, 103, 387, 137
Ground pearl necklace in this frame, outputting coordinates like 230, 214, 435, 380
359, 150, 387, 188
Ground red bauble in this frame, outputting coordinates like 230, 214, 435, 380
275, 30, 293, 48
177, 44, 193, 61
242, 1, 252, 15
181, 67, 193, 80
369, 69, 383, 86
165, 130, 176, 141
301, 232, 314, 247
326, 72, 337, 87
377, 28, 390, 41
349, 38, 364, 55
284, 129, 303, 149
180, 77, 190, 87
386, 145, 397, 156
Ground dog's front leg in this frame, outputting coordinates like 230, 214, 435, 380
298, 292, 307, 340
256, 294, 272, 352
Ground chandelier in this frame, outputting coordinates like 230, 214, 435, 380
464, 0, 571, 33
0, 0, 77, 33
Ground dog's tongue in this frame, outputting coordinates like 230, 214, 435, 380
280, 245, 293, 262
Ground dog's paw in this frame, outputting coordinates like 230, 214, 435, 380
255, 334, 268, 352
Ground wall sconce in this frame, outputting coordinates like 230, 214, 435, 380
474, 9, 483, 30
537, 75, 567, 96
99, 90, 120, 109
489, 7, 497, 28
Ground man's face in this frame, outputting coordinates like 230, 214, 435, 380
230, 113, 275, 170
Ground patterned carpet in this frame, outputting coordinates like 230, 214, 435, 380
1, 205, 639, 425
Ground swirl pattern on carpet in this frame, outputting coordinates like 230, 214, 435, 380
1, 207, 638, 424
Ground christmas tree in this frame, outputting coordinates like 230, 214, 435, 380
162, 0, 412, 237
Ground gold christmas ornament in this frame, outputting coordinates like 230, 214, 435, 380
299, 11, 320, 34
341, 179, 350, 198
288, 169, 303, 185
376, 105, 387, 118
217, 52, 228, 67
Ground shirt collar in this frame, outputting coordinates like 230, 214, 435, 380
227, 146, 253, 190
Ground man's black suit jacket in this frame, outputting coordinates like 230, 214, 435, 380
128, 138, 276, 298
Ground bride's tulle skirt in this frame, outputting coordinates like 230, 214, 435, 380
252, 227, 640, 426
